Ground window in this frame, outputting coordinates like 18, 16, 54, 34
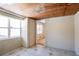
10, 18, 21, 37
10, 18, 20, 28
37, 23, 43, 34
10, 29, 20, 37
0, 15, 8, 27
21, 20, 25, 29
0, 29, 8, 38
0, 15, 8, 38
0, 15, 24, 39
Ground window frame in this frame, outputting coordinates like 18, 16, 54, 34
0, 15, 23, 39
36, 22, 44, 34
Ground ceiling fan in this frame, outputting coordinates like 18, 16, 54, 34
34, 4, 45, 13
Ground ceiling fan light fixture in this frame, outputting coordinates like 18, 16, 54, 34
35, 4, 45, 13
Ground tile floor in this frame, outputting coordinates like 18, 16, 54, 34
2, 45, 76, 56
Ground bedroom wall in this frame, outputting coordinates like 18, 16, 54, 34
0, 37, 22, 55
44, 15, 74, 51
74, 11, 79, 55
21, 18, 28, 48
21, 18, 36, 48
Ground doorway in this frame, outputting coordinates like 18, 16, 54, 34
36, 20, 45, 46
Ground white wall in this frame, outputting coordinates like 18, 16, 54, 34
0, 37, 22, 55
21, 18, 36, 48
21, 18, 28, 48
44, 16, 74, 51
74, 12, 79, 55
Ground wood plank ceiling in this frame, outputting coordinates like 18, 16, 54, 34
0, 3, 79, 20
